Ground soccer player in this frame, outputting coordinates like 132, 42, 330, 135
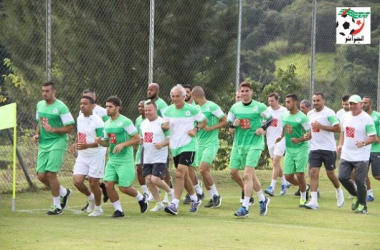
191, 86, 227, 208
229, 81, 271, 217
264, 93, 290, 196
72, 96, 105, 216
276, 94, 311, 207
361, 96, 380, 202
141, 101, 174, 211
337, 95, 376, 214
96, 96, 148, 218
304, 93, 344, 210
184, 84, 196, 105
162, 84, 208, 215
33, 81, 74, 215
336, 94, 350, 123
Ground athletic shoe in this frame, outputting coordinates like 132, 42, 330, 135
280, 183, 291, 196
351, 196, 359, 211
60, 188, 72, 210
189, 199, 202, 212
111, 210, 124, 218
197, 192, 205, 201
336, 190, 345, 208
150, 202, 165, 212
213, 195, 222, 208
164, 203, 178, 215
100, 182, 109, 203
304, 201, 319, 210
306, 184, 310, 201
204, 199, 213, 208
46, 205, 62, 215
81, 202, 89, 212
355, 204, 368, 214
264, 186, 274, 196
183, 193, 191, 204
299, 198, 307, 207
259, 197, 270, 216
86, 199, 95, 213
366, 195, 375, 202
249, 197, 254, 206
234, 206, 249, 218
89, 209, 103, 217
294, 189, 300, 196
138, 197, 148, 213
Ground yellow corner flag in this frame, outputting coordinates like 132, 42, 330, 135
0, 103, 17, 212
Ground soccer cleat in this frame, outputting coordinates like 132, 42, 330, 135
88, 209, 103, 217
197, 192, 205, 201
264, 186, 274, 196
189, 199, 202, 212
259, 197, 270, 216
299, 198, 307, 207
234, 206, 249, 218
150, 202, 165, 212
355, 204, 368, 214
86, 199, 95, 213
304, 201, 319, 210
100, 182, 109, 203
46, 205, 62, 215
164, 203, 178, 215
204, 199, 213, 208
351, 196, 359, 210
138, 197, 148, 213
183, 193, 191, 204
366, 195, 375, 202
213, 195, 222, 208
249, 197, 254, 206
294, 189, 300, 196
280, 183, 291, 195
336, 190, 345, 208
60, 188, 72, 210
81, 202, 89, 212
111, 210, 124, 218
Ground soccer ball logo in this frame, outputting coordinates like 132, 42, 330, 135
336, 16, 357, 37
336, 7, 371, 44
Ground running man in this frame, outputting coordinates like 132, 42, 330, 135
304, 93, 344, 210
33, 81, 74, 215
276, 94, 311, 208
191, 86, 227, 208
264, 93, 290, 196
229, 81, 271, 217
162, 84, 208, 215
96, 96, 148, 217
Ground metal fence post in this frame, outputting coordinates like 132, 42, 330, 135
46, 0, 51, 81
235, 0, 242, 91
377, 39, 380, 111
310, 0, 317, 100
148, 0, 155, 85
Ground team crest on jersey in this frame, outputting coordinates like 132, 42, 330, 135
296, 117, 301, 122
117, 121, 122, 126
253, 106, 258, 112
185, 111, 190, 116
205, 106, 210, 111
53, 108, 58, 114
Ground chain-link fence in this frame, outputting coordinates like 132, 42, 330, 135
0, 0, 379, 193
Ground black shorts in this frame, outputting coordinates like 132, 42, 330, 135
173, 151, 195, 168
309, 150, 336, 171
142, 163, 167, 178
369, 152, 380, 177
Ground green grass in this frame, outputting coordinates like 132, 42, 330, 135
275, 53, 335, 83
0, 170, 379, 249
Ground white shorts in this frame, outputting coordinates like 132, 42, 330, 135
268, 139, 286, 158
73, 154, 105, 178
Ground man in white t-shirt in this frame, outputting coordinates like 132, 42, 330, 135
337, 95, 376, 214
336, 94, 350, 124
141, 101, 174, 212
72, 96, 105, 216
264, 93, 290, 196
304, 93, 344, 210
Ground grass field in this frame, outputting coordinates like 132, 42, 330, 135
1, 170, 379, 250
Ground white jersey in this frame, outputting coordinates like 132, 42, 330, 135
341, 111, 376, 161
140, 117, 169, 164
77, 114, 105, 157
308, 106, 339, 151
266, 106, 287, 146
336, 108, 348, 125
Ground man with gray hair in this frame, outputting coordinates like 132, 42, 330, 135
300, 99, 312, 115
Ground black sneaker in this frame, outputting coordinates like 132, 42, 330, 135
197, 192, 205, 201
81, 202, 89, 212
183, 193, 191, 204
112, 210, 125, 218
60, 189, 72, 210
204, 199, 213, 208
46, 205, 62, 215
138, 198, 148, 213
294, 189, 300, 196
212, 195, 222, 208
100, 182, 109, 203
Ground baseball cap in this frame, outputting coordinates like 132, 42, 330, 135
348, 95, 361, 103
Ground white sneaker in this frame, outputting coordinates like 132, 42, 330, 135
88, 209, 103, 217
305, 201, 319, 210
150, 202, 165, 212
86, 199, 95, 213
336, 190, 345, 208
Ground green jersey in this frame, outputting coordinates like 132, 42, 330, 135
370, 111, 380, 152
197, 101, 225, 146
104, 115, 137, 163
36, 99, 75, 152
227, 100, 271, 149
150, 97, 168, 118
282, 111, 311, 149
